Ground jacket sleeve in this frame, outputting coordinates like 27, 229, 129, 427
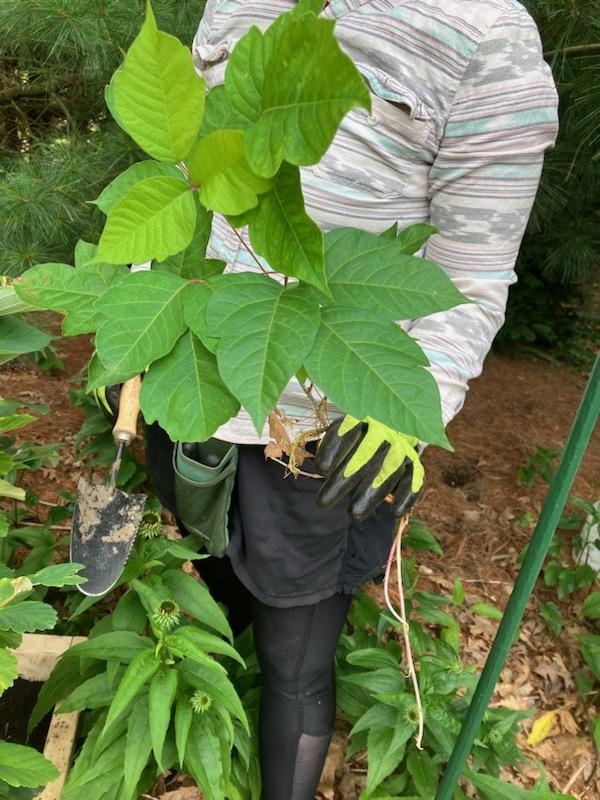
407, 7, 559, 430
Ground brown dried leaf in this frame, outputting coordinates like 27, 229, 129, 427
157, 788, 203, 800
317, 731, 346, 800
265, 409, 292, 460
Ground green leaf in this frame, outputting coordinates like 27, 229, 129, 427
171, 625, 245, 668
396, 223, 438, 255
350, 703, 398, 737
178, 659, 248, 732
154, 201, 215, 279
102, 648, 159, 735
206, 273, 320, 432
183, 283, 219, 351
294, 0, 326, 13
0, 479, 26, 501
404, 519, 444, 555
29, 563, 84, 588
453, 578, 465, 606
149, 667, 178, 770
162, 569, 233, 643
66, 259, 133, 335
0, 318, 51, 365
578, 633, 600, 680
57, 671, 121, 713
66, 631, 154, 663
593, 716, 600, 754
183, 715, 223, 800
346, 648, 399, 671
582, 591, 600, 620
111, 3, 205, 162
324, 228, 468, 320
97, 176, 196, 264
189, 129, 272, 215
200, 84, 250, 137
0, 647, 17, 695
166, 631, 227, 673
540, 601, 564, 636
339, 667, 405, 696
0, 742, 59, 788
140, 329, 240, 442
29, 655, 84, 732
112, 590, 147, 634
0, 284, 35, 316
466, 769, 540, 799
242, 14, 371, 178
0, 601, 57, 633
94, 160, 184, 214
304, 306, 450, 447
472, 602, 503, 621
247, 162, 327, 294
175, 696, 193, 768
407, 749, 438, 797
123, 694, 152, 800
94, 270, 188, 381
0, 413, 36, 434
366, 724, 408, 794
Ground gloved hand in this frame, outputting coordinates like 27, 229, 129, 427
314, 415, 425, 522
92, 384, 121, 421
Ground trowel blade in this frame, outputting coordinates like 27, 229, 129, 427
70, 475, 147, 596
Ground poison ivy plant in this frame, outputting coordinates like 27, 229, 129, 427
14, 0, 468, 452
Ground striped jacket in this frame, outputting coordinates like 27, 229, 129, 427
191, 0, 559, 445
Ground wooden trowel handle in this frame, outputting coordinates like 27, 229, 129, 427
113, 375, 141, 445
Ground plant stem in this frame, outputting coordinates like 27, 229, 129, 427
228, 224, 270, 276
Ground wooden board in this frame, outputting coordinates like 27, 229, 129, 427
11, 633, 87, 800
13, 633, 86, 681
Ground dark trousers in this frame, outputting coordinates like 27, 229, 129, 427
197, 553, 351, 800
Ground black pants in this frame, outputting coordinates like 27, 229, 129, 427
198, 553, 352, 800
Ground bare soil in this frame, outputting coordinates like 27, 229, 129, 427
1, 324, 598, 799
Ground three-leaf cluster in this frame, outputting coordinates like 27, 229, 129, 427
15, 0, 468, 448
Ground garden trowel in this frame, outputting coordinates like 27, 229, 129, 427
71, 375, 147, 596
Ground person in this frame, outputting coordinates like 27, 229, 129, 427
143, 2, 560, 798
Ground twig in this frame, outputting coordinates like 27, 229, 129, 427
267, 455, 322, 479
384, 514, 425, 749
228, 224, 270, 275
16, 522, 71, 532
36, 499, 65, 508
562, 757, 590, 793
299, 381, 330, 430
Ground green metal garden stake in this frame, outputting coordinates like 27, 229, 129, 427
436, 354, 599, 800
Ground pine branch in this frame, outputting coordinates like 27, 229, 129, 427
0, 77, 79, 103
544, 43, 600, 59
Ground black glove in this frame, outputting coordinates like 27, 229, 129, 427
92, 384, 122, 422
314, 415, 424, 522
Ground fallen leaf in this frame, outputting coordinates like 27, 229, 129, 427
528, 711, 558, 745
317, 731, 346, 800
157, 788, 202, 800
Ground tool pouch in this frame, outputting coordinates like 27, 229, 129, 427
172, 439, 238, 558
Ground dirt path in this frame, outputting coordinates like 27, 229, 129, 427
2, 325, 598, 798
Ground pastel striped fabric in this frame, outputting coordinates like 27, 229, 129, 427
191, 0, 559, 445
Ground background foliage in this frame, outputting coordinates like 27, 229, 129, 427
0, 0, 597, 363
